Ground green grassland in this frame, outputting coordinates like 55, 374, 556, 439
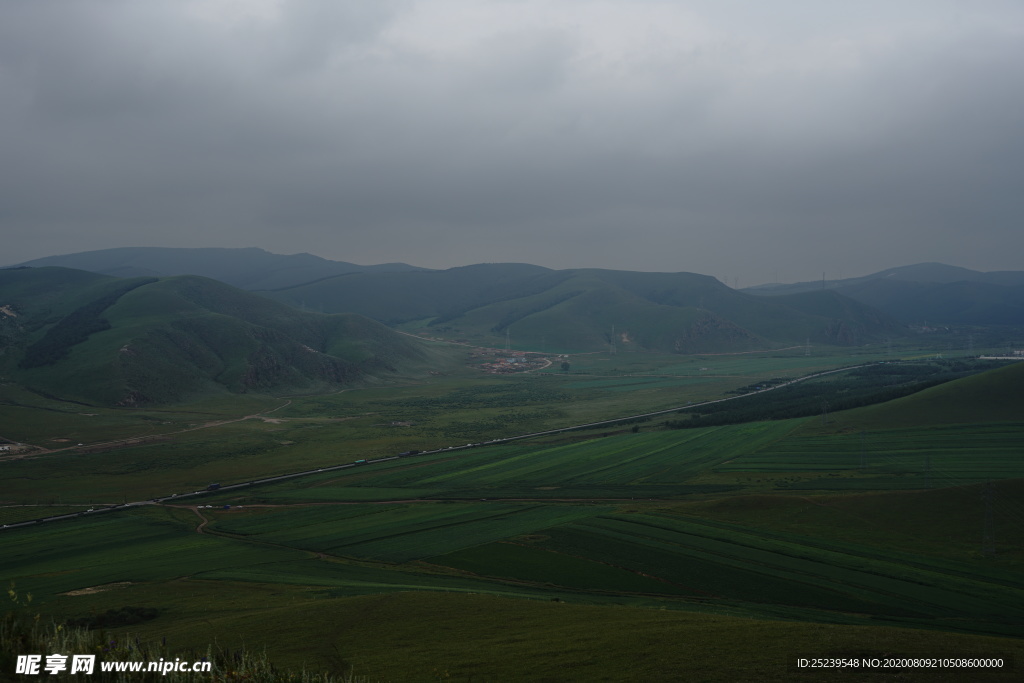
2, 353, 1023, 680
1, 349, 907, 505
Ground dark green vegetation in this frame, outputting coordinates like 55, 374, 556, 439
0, 267, 455, 405
263, 264, 903, 352
669, 357, 1009, 428
64, 606, 160, 630
2, 346, 1023, 680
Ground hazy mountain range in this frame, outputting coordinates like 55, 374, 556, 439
3, 248, 1021, 404
746, 262, 1024, 326
14, 247, 426, 291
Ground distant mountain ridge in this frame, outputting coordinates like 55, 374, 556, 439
12, 247, 429, 291
263, 264, 903, 353
748, 262, 1024, 293
746, 263, 1024, 325
12, 249, 972, 352
0, 267, 442, 405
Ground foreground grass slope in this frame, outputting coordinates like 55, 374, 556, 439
105, 590, 1024, 682
7, 493, 1021, 679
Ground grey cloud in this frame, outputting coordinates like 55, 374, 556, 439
1, 1, 1022, 283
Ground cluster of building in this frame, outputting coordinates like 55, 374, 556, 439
471, 350, 549, 374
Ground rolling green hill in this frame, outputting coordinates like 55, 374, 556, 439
264, 265, 903, 352
0, 267, 447, 405
823, 360, 1024, 430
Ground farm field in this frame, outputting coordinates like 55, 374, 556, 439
2, 351, 1023, 679
0, 348, 893, 505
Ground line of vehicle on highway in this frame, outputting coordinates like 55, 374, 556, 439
1, 361, 881, 531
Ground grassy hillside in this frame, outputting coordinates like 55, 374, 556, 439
1, 268, 449, 405
811, 360, 1024, 430
265, 263, 556, 324
265, 265, 903, 352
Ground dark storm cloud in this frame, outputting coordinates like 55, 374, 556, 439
2, 0, 1022, 283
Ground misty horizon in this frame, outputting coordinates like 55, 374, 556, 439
3, 1, 1022, 285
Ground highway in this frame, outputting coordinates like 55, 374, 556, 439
0, 362, 877, 531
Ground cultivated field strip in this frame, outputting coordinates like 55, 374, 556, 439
718, 423, 1024, 487
1, 510, 306, 596
585, 516, 1022, 618
430, 540, 697, 596
210, 503, 614, 562
269, 424, 799, 497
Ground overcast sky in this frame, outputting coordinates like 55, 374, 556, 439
2, 0, 1022, 285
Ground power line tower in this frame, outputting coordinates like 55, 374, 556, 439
505, 328, 511, 352
609, 324, 617, 355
